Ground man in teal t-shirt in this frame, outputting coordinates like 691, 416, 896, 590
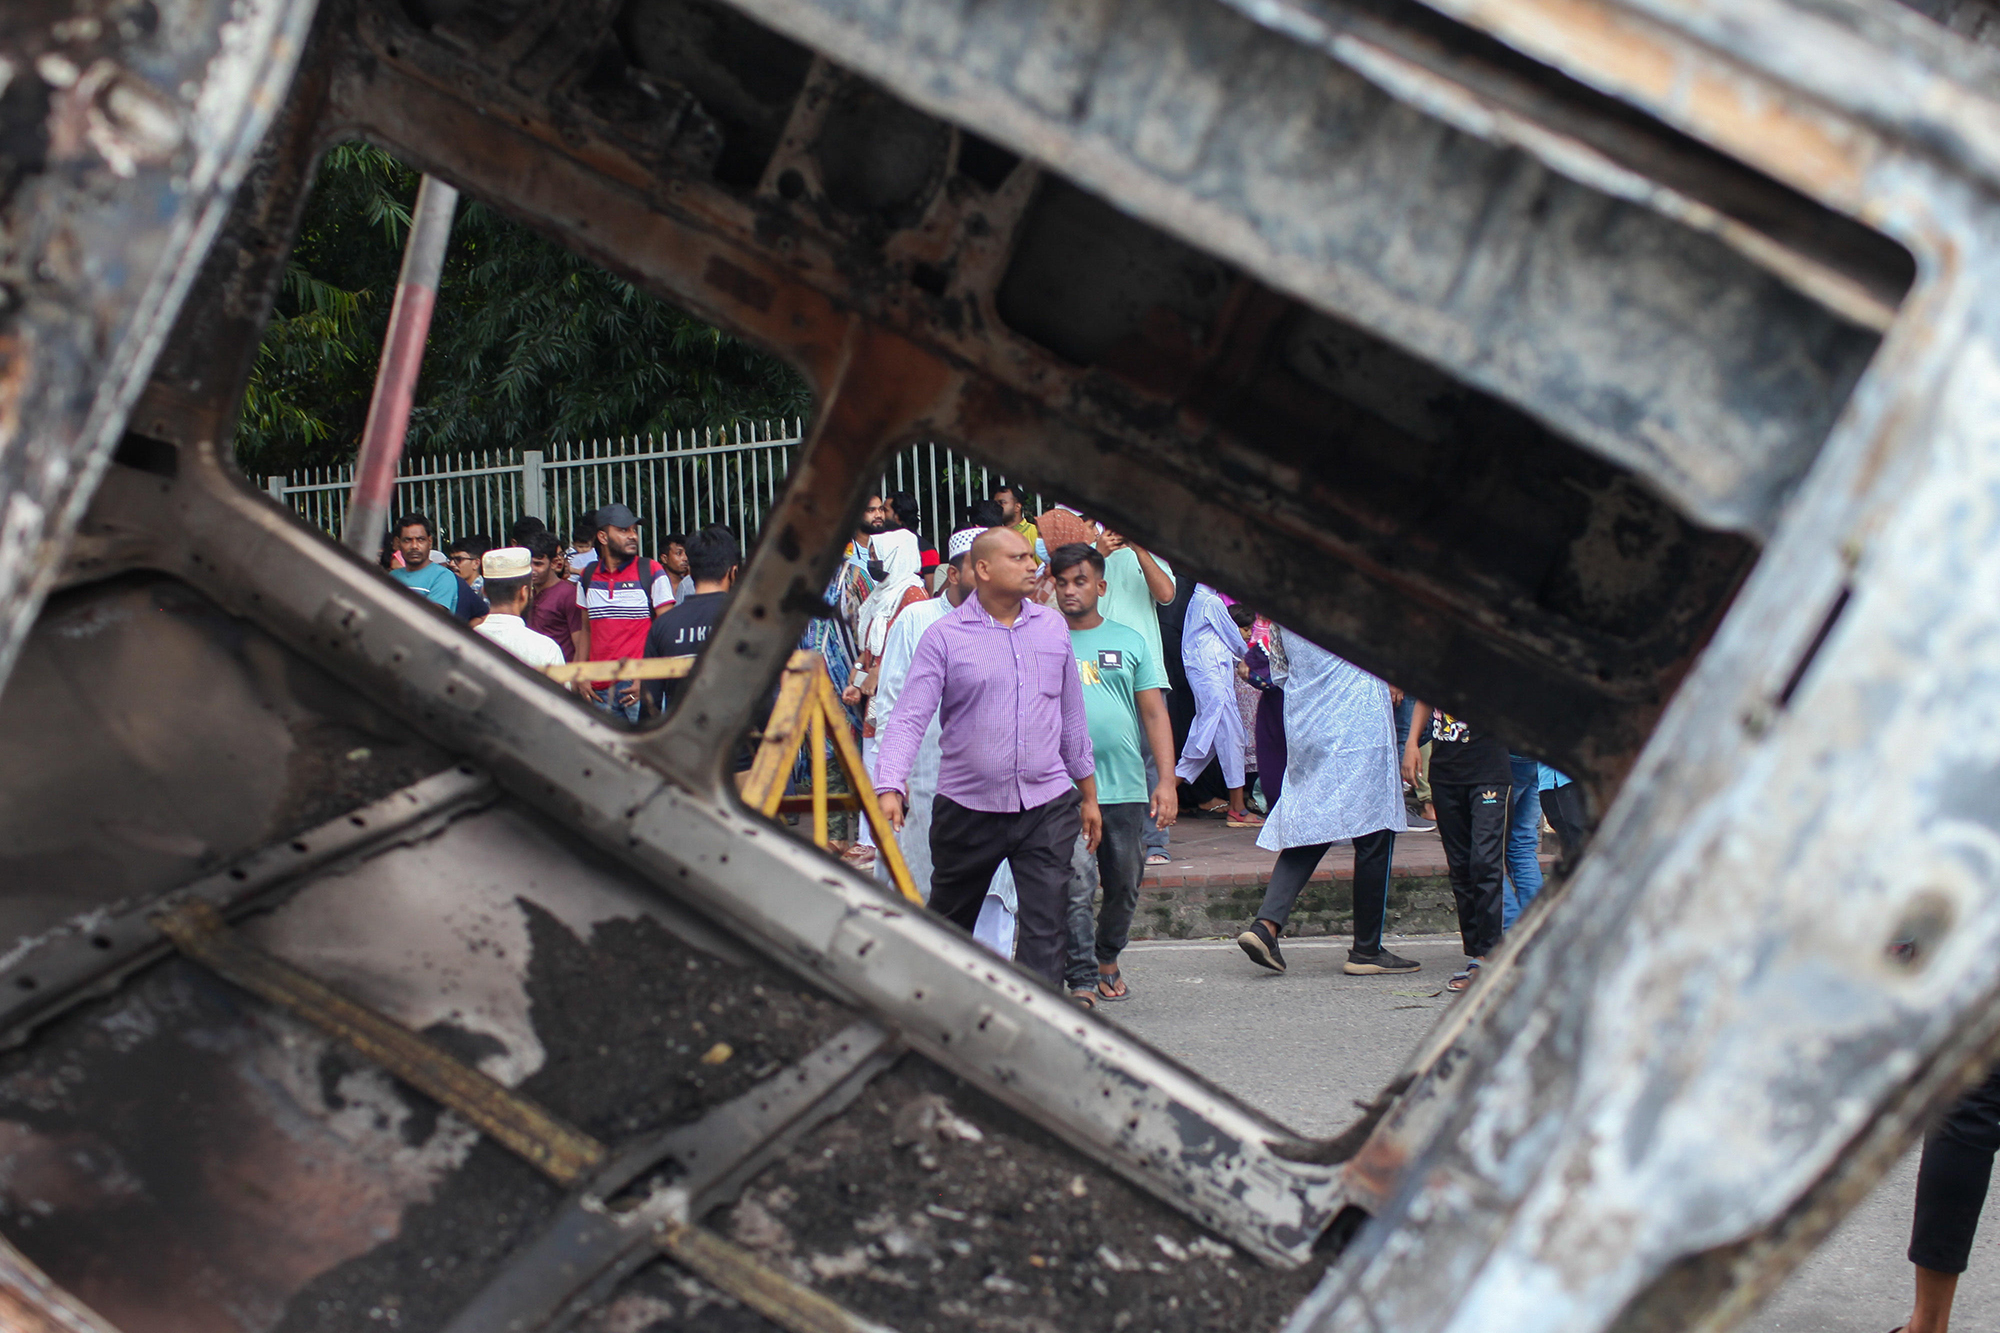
1050, 542, 1178, 1006
389, 513, 459, 611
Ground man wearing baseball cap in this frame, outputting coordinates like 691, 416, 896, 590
474, 547, 566, 669
580, 502, 675, 720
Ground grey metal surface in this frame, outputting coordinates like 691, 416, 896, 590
441, 1022, 897, 1333
0, 765, 493, 1049
691, 0, 1887, 535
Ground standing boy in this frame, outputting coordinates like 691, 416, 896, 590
1403, 702, 1510, 993
641, 525, 739, 715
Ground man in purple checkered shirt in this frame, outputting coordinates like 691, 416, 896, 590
877, 526, 1101, 988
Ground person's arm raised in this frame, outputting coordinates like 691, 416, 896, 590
1131, 545, 1175, 605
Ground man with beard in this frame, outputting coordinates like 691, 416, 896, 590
580, 502, 674, 722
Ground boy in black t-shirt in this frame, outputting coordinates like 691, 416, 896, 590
1403, 702, 1509, 992
642, 525, 740, 716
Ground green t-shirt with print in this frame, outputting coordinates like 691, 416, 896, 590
1068, 618, 1164, 806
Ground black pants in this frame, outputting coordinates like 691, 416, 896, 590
930, 791, 1081, 988
1254, 830, 1396, 955
1911, 1066, 2000, 1273
1540, 782, 1588, 862
1433, 781, 1506, 957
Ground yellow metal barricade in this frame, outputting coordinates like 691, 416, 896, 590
544, 651, 922, 904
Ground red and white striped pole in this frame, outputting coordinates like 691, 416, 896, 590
342, 175, 460, 557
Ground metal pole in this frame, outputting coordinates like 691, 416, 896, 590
342, 175, 460, 556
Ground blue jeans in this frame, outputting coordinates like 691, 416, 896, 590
1065, 803, 1148, 992
593, 685, 641, 724
1502, 754, 1543, 931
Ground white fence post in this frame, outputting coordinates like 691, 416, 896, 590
521, 450, 546, 522
266, 475, 286, 503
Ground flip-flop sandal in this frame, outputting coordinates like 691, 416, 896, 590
1225, 812, 1265, 827
1096, 966, 1132, 1002
1145, 853, 1172, 866
1444, 962, 1482, 994
1069, 989, 1098, 1009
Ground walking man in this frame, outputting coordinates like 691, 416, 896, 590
580, 502, 675, 722
1049, 544, 1178, 1006
1403, 702, 1510, 993
870, 526, 1027, 957
876, 527, 1100, 988
1236, 630, 1418, 976
1176, 582, 1257, 825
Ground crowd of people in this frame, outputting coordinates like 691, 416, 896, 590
375, 487, 1593, 1003
374, 491, 2000, 1328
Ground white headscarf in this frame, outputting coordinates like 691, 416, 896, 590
856, 530, 926, 658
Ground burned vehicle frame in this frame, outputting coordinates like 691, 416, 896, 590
2, 0, 1998, 1330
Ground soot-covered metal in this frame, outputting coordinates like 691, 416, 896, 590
8, 0, 2000, 1331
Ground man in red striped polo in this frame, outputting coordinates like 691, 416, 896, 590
580, 502, 675, 721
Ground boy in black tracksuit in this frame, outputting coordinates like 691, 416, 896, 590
1403, 702, 1509, 991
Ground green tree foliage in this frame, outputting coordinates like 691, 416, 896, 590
235, 143, 812, 478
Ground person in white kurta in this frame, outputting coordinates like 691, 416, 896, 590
1174, 583, 1255, 822
1235, 629, 1420, 976
474, 547, 567, 670
868, 529, 1018, 958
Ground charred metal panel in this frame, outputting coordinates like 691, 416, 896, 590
692, 0, 1896, 534
6, 1, 2000, 1332
0, 0, 316, 691
0, 576, 446, 943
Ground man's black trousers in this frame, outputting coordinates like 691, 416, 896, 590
1911, 1065, 2000, 1273
930, 790, 1081, 988
1433, 781, 1506, 957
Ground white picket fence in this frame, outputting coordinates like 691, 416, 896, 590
265, 419, 1040, 550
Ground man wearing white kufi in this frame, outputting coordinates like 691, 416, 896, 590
475, 547, 566, 670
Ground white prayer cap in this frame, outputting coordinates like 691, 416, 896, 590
482, 546, 532, 580
947, 527, 980, 560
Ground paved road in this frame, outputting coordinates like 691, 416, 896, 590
1106, 935, 2000, 1332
